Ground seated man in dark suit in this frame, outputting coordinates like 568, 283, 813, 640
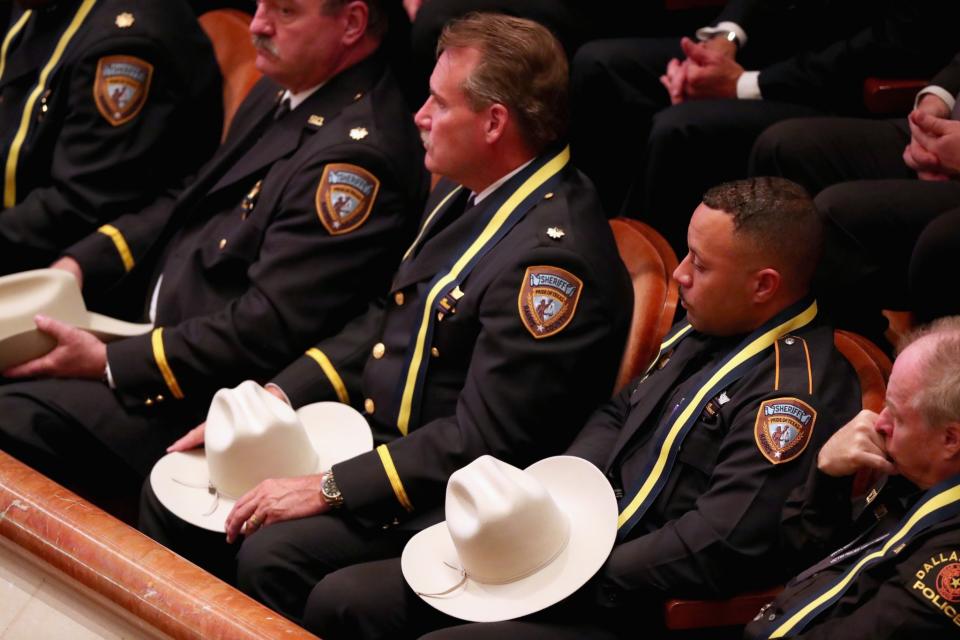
0, 0, 222, 273
138, 12, 633, 622
0, 0, 427, 504
751, 49, 960, 342
299, 177, 864, 639
746, 316, 960, 639
572, 0, 958, 254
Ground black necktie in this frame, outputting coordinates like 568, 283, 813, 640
274, 97, 291, 120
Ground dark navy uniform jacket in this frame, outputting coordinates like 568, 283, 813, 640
566, 315, 862, 608
61, 54, 426, 470
271, 163, 633, 530
0, 0, 222, 272
745, 469, 960, 639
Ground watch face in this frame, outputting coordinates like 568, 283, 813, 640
322, 474, 341, 500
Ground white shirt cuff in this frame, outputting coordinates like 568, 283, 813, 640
696, 21, 748, 48
737, 71, 762, 100
915, 86, 955, 114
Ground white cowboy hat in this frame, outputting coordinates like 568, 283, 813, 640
0, 268, 152, 370
401, 455, 617, 622
149, 380, 373, 532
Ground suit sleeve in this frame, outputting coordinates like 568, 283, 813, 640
595, 385, 856, 604
757, 0, 956, 110
333, 244, 629, 526
269, 299, 386, 410
929, 50, 960, 99
105, 148, 409, 406
566, 384, 634, 470
0, 34, 218, 269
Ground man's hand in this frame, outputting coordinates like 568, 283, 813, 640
660, 57, 690, 105
817, 410, 897, 477
680, 36, 743, 100
168, 422, 206, 452
3, 315, 106, 379
904, 94, 955, 180
908, 109, 960, 178
50, 256, 83, 289
224, 474, 330, 543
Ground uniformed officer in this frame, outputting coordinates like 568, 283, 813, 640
299, 177, 864, 639
0, 0, 426, 504
138, 13, 633, 619
744, 317, 960, 640
0, 0, 222, 274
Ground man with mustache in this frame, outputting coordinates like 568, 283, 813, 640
139, 12, 632, 624
0, 0, 426, 506
0, 0, 221, 274
745, 317, 960, 639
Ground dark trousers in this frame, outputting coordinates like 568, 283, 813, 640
750, 116, 960, 337
139, 480, 415, 625
0, 379, 196, 519
303, 557, 622, 640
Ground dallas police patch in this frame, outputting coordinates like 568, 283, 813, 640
754, 397, 817, 464
517, 266, 583, 339
937, 562, 960, 603
93, 56, 153, 126
315, 163, 380, 235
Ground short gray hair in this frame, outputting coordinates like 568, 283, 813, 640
900, 316, 960, 427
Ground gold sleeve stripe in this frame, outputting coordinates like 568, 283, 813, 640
773, 339, 781, 391
151, 328, 184, 399
376, 444, 414, 512
97, 225, 134, 272
4, 0, 96, 207
0, 11, 32, 82
305, 348, 349, 404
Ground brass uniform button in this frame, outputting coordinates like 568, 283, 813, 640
144, 398, 154, 406
155, 394, 164, 403
364, 398, 375, 414
430, 347, 440, 358
372, 343, 386, 359
394, 291, 405, 306
219, 238, 227, 249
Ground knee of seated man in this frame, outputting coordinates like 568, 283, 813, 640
302, 566, 379, 635
750, 119, 813, 175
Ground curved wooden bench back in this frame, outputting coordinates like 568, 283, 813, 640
198, 9, 261, 141
609, 218, 674, 392
0, 450, 316, 640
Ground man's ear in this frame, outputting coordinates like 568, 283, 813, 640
751, 267, 781, 304
483, 103, 508, 144
942, 422, 960, 458
341, 0, 370, 46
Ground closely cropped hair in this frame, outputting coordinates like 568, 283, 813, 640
438, 13, 568, 152
900, 316, 960, 428
703, 177, 822, 287
323, 0, 386, 38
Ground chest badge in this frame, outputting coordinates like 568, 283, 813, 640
93, 55, 153, 126
518, 266, 583, 339
315, 163, 381, 235
754, 397, 817, 464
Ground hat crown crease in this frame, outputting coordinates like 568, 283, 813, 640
443, 456, 571, 586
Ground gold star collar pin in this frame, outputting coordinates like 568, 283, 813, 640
546, 227, 565, 240
115, 12, 134, 28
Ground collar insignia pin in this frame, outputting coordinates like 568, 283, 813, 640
349, 127, 368, 141
546, 227, 565, 240
115, 12, 134, 28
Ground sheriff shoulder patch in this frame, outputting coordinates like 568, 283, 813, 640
911, 550, 960, 622
754, 397, 816, 464
315, 163, 380, 235
517, 266, 583, 339
93, 55, 153, 126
